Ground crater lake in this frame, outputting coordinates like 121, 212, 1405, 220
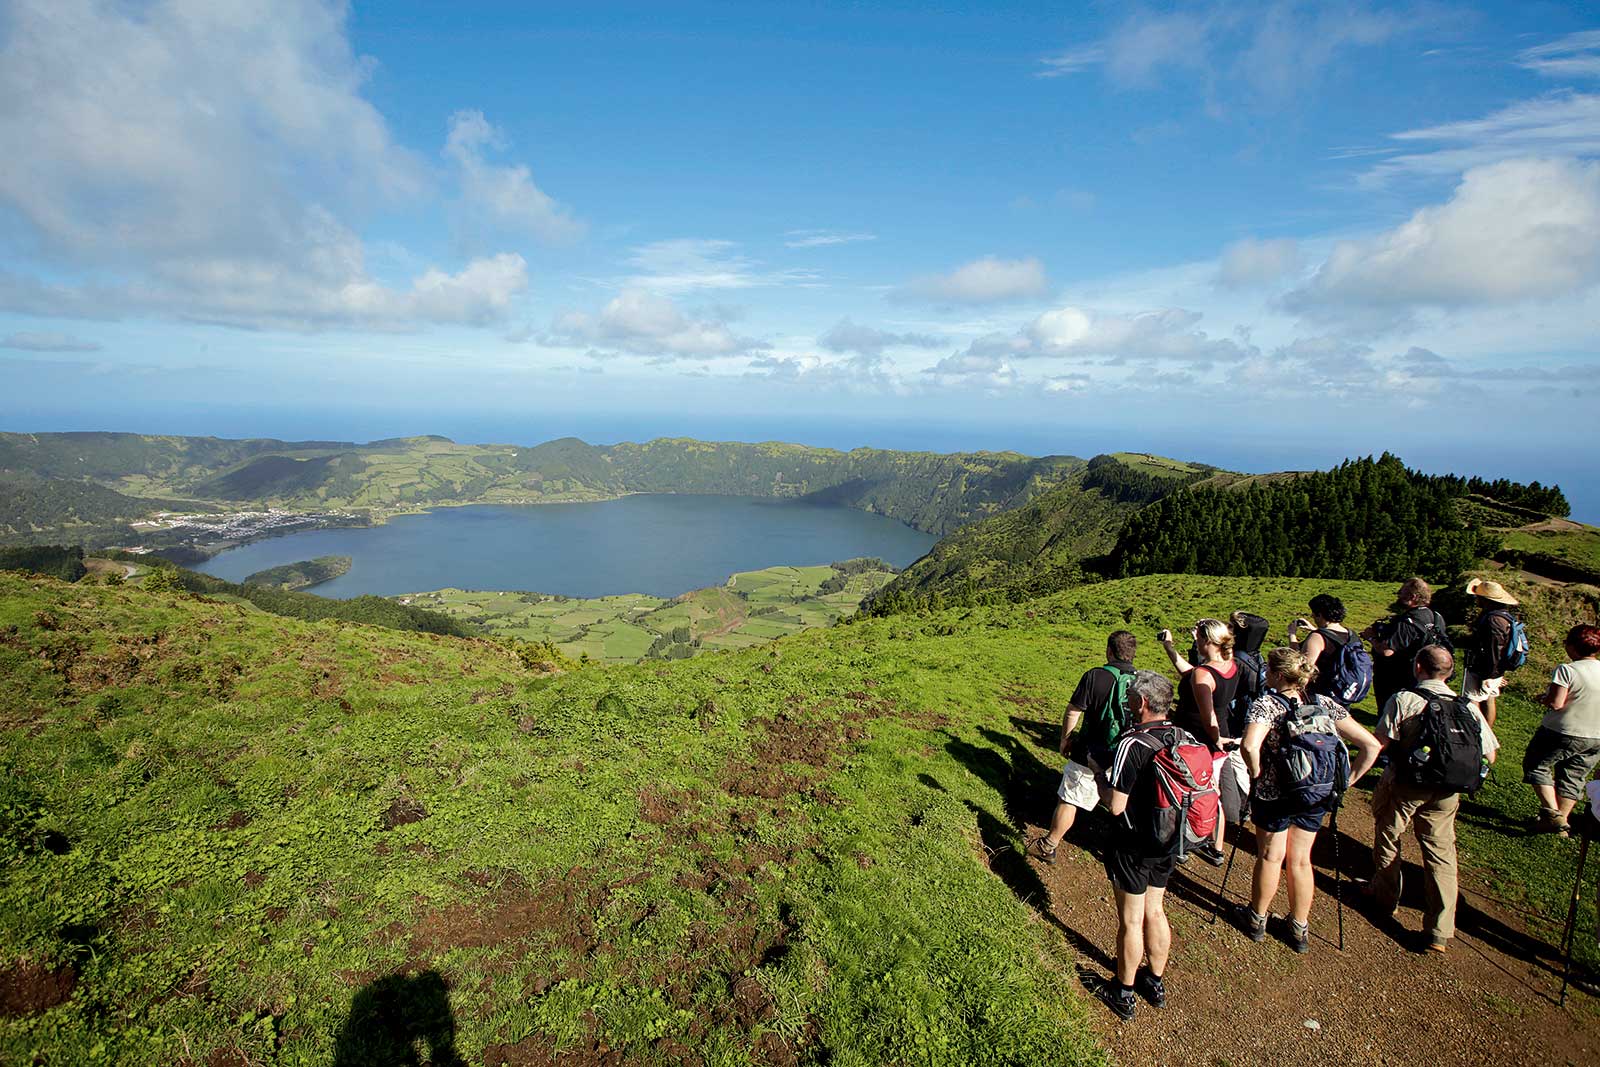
192, 494, 937, 598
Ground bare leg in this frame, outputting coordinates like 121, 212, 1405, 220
1114, 887, 1147, 985
1144, 887, 1170, 977
1482, 694, 1498, 729
1284, 827, 1319, 924
1250, 828, 1287, 915
1043, 802, 1077, 849
1557, 795, 1580, 819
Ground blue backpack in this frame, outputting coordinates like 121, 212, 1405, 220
1327, 634, 1374, 707
1490, 610, 1529, 675
1272, 695, 1351, 808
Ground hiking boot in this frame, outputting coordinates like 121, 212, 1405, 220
1534, 810, 1571, 838
1174, 849, 1190, 865
1235, 905, 1268, 943
1194, 842, 1226, 867
1284, 917, 1310, 954
1134, 967, 1166, 1008
1097, 980, 1137, 1021
1027, 836, 1059, 864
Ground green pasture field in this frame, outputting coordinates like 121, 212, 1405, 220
398, 564, 897, 664
1499, 524, 1600, 578
2, 569, 1596, 1065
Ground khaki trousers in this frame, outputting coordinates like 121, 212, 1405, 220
1370, 773, 1461, 942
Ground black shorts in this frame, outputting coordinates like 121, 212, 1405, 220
1105, 846, 1175, 895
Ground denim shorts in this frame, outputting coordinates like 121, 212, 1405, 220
1251, 797, 1331, 834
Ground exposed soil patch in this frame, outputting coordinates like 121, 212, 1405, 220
381, 794, 429, 830
210, 810, 252, 831
407, 870, 604, 965
0, 959, 77, 1017
1011, 771, 1600, 1066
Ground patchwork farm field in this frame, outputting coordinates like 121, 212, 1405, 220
2, 568, 1596, 1065
398, 562, 898, 663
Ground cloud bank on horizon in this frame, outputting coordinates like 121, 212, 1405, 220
1, 0, 1598, 459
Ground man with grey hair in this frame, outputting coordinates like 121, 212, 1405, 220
1097, 669, 1189, 1020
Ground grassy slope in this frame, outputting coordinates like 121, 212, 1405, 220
5, 569, 1594, 1065
399, 563, 898, 663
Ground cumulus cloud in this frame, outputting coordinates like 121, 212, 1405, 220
1517, 30, 1600, 80
1, 331, 101, 352
783, 230, 877, 249
958, 305, 1251, 367
817, 318, 942, 357
1288, 158, 1600, 319
0, 0, 529, 331
1215, 237, 1302, 289
547, 290, 768, 359
895, 256, 1050, 305
747, 350, 900, 392
922, 352, 1021, 391
1040, 1, 1413, 107
445, 110, 584, 245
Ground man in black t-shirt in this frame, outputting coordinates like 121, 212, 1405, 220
1096, 669, 1181, 1020
1029, 631, 1138, 862
1363, 577, 1450, 710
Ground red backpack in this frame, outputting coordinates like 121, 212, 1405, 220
1133, 724, 1220, 859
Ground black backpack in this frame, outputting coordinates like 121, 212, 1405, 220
1396, 687, 1486, 795
1229, 649, 1265, 737
1400, 608, 1453, 657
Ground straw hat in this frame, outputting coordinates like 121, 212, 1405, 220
1465, 578, 1519, 606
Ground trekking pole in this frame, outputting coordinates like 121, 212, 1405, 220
1211, 789, 1251, 924
1559, 830, 1592, 1007
1332, 802, 1345, 952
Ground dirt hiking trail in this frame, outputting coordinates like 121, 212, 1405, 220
997, 735, 1600, 1066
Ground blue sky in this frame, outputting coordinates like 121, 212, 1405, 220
2, 1, 1598, 511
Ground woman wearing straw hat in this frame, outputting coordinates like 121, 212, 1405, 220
1462, 578, 1521, 729
1527, 625, 1600, 837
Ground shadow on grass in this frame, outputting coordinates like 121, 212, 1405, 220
333, 970, 464, 1067
1006, 715, 1058, 751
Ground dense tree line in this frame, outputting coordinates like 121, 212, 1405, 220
1453, 476, 1569, 518
1109, 454, 1503, 582
0, 545, 87, 582
0, 474, 195, 547
1082, 454, 1212, 505
818, 557, 894, 594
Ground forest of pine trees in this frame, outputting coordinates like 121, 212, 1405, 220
1082, 454, 1211, 504
1109, 454, 1508, 582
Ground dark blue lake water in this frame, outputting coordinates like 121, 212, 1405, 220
192, 495, 936, 599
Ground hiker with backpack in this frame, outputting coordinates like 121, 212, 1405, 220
1461, 578, 1528, 729
1368, 644, 1498, 952
1158, 618, 1239, 866
1236, 647, 1382, 953
1096, 670, 1218, 1020
1525, 625, 1600, 837
1030, 631, 1138, 862
1222, 612, 1270, 826
1293, 594, 1372, 708
1363, 578, 1452, 711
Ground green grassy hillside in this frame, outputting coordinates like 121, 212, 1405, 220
242, 557, 353, 592
866, 454, 1211, 613
398, 560, 899, 663
3, 569, 1595, 1064
0, 432, 1095, 541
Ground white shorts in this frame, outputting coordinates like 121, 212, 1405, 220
1055, 757, 1109, 811
1462, 671, 1504, 705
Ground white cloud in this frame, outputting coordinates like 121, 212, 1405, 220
1215, 237, 1302, 289
961, 305, 1251, 366
547, 290, 767, 359
1288, 158, 1600, 317
922, 352, 1021, 391
623, 239, 819, 292
0, 0, 529, 331
783, 230, 877, 249
1517, 30, 1600, 80
895, 256, 1050, 305
747, 350, 901, 392
817, 318, 942, 357
1040, 1, 1413, 107
444, 110, 584, 245
1, 331, 101, 352
1365, 92, 1600, 184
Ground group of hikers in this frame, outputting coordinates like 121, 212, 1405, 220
1025, 576, 1600, 1021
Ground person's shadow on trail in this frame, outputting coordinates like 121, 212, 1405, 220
332, 970, 464, 1067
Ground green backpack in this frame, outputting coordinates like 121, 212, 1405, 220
1094, 665, 1135, 751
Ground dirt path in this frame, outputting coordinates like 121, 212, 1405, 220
1015, 778, 1600, 1066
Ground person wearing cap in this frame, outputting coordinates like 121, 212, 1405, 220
1461, 579, 1521, 729
1526, 625, 1600, 836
